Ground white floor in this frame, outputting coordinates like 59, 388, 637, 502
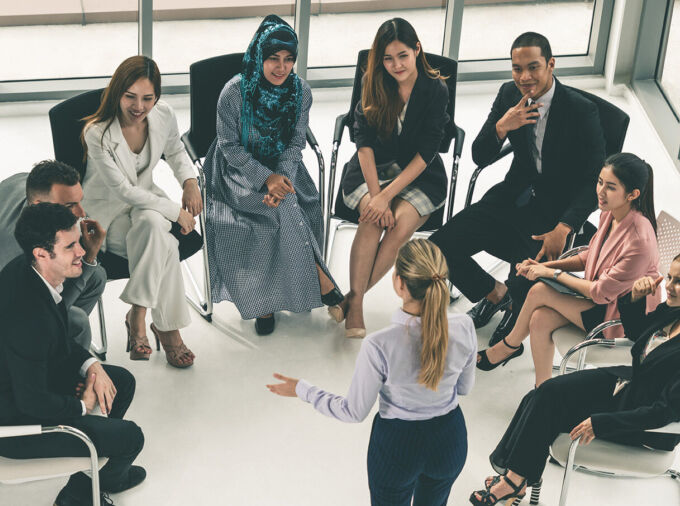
1, 79, 680, 506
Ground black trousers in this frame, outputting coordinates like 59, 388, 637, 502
0, 364, 143, 498
367, 407, 468, 506
429, 195, 555, 308
490, 369, 627, 484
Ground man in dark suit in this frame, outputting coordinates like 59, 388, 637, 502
0, 203, 145, 506
430, 32, 606, 345
0, 160, 107, 351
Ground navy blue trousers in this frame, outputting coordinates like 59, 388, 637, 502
367, 406, 467, 506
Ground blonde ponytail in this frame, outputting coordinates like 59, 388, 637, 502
395, 239, 449, 391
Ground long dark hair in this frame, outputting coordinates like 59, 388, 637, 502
606, 152, 656, 232
362, 18, 442, 139
80, 55, 161, 157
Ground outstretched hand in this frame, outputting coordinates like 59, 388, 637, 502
532, 224, 571, 261
266, 373, 299, 397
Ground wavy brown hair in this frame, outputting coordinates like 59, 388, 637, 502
80, 55, 161, 158
395, 239, 449, 391
362, 18, 443, 139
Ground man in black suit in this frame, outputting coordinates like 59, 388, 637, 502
0, 203, 145, 506
0, 160, 107, 352
430, 32, 606, 345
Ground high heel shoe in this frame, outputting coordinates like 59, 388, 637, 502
150, 324, 194, 368
125, 311, 154, 360
328, 304, 345, 323
321, 287, 344, 307
477, 338, 524, 371
469, 475, 526, 505
528, 479, 542, 505
345, 328, 366, 339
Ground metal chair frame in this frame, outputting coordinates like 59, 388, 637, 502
0, 424, 102, 506
324, 50, 465, 265
180, 52, 326, 322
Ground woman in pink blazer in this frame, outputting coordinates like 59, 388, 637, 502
477, 153, 659, 386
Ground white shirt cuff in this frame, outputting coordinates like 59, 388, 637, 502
80, 400, 87, 416
80, 358, 98, 378
296, 379, 312, 402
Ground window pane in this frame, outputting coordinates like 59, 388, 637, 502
0, 2, 138, 81
659, 0, 680, 115
459, 0, 595, 61
308, 2, 447, 69
152, 3, 294, 74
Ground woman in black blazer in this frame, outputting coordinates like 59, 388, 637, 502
329, 18, 449, 338
469, 254, 680, 505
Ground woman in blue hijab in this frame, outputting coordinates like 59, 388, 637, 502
203, 15, 341, 335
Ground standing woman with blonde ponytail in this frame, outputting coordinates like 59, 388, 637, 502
268, 239, 477, 506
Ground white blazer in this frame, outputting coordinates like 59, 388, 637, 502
81, 100, 196, 232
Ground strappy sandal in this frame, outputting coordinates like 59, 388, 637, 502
477, 338, 524, 371
150, 323, 194, 368
125, 311, 155, 360
469, 474, 526, 505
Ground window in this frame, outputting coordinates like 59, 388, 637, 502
658, 0, 680, 116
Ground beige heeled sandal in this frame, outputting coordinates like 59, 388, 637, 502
345, 328, 366, 339
150, 324, 195, 368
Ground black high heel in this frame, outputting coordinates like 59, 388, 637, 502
469, 474, 526, 505
477, 338, 524, 371
528, 479, 542, 505
321, 287, 344, 307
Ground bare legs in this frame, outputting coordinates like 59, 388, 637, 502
344, 196, 428, 331
480, 282, 594, 386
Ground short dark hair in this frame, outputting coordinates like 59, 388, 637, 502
25, 160, 80, 203
511, 32, 553, 62
14, 203, 78, 265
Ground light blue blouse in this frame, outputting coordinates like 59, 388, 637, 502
296, 309, 477, 422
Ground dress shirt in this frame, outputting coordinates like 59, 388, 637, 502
527, 77, 555, 174
31, 267, 97, 415
296, 309, 477, 422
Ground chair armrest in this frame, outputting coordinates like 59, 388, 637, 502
306, 126, 319, 149
181, 132, 200, 164
583, 319, 624, 341
453, 125, 465, 159
333, 113, 349, 145
559, 245, 589, 260
558, 320, 627, 374
0, 425, 42, 438
464, 143, 514, 208
647, 422, 680, 434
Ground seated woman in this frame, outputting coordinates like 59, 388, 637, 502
268, 239, 477, 506
202, 15, 341, 335
477, 153, 660, 386
330, 18, 449, 338
469, 262, 680, 505
82, 55, 201, 368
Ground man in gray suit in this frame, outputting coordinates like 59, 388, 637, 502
0, 160, 107, 351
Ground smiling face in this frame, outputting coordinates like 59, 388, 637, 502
511, 46, 554, 99
666, 260, 680, 307
596, 166, 639, 213
118, 77, 156, 126
262, 50, 295, 86
35, 223, 85, 283
382, 39, 420, 84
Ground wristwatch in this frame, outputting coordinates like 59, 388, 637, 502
553, 269, 562, 280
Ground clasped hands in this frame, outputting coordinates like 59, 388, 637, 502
264, 174, 295, 208
75, 362, 117, 416
359, 192, 395, 230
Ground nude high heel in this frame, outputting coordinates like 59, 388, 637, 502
150, 324, 194, 368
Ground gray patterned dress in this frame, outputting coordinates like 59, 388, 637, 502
203, 75, 336, 319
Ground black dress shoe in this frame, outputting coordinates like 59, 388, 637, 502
320, 287, 344, 307
467, 291, 512, 329
488, 308, 518, 347
54, 487, 113, 506
101, 465, 147, 493
255, 314, 275, 335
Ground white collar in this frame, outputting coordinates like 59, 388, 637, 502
391, 308, 422, 326
530, 77, 555, 119
32, 266, 64, 304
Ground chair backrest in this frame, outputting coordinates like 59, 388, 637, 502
48, 89, 104, 181
346, 50, 458, 152
184, 52, 245, 160
568, 87, 630, 157
656, 210, 680, 277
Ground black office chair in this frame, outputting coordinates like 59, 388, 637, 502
180, 52, 326, 322
463, 87, 630, 246
324, 50, 465, 263
48, 90, 204, 358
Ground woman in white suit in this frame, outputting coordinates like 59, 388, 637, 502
81, 55, 201, 368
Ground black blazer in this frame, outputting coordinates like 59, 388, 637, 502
0, 255, 92, 425
341, 70, 449, 206
471, 78, 606, 231
590, 295, 680, 450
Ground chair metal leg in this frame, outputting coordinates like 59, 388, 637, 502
325, 142, 340, 263
43, 425, 101, 506
89, 297, 107, 361
558, 436, 581, 506
312, 143, 326, 257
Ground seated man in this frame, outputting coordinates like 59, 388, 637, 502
429, 31, 606, 345
0, 203, 145, 506
0, 160, 107, 351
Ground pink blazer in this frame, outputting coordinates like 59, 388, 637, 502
577, 210, 660, 338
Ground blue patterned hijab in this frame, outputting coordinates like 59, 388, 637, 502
240, 15, 303, 168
